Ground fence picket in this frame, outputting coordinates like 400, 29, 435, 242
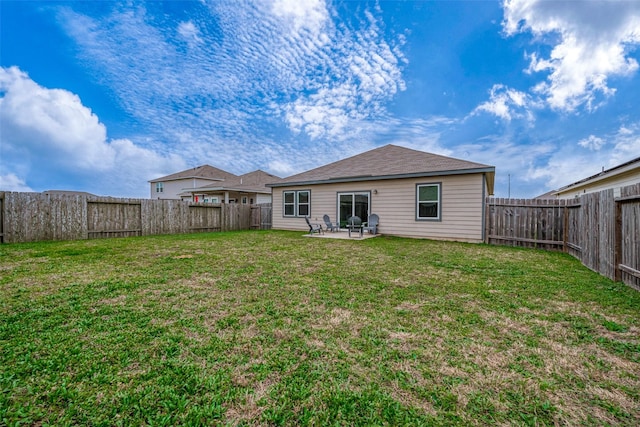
485, 184, 639, 289
1, 193, 272, 244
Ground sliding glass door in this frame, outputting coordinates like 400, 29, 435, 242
338, 192, 370, 228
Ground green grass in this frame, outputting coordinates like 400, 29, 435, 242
1, 230, 639, 426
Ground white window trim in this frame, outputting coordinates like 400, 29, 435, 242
283, 190, 311, 217
416, 183, 441, 221
283, 191, 296, 217
297, 190, 310, 217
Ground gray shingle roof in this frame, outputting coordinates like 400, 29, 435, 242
270, 144, 494, 186
185, 170, 283, 194
228, 170, 283, 188
212, 170, 283, 193
149, 165, 237, 183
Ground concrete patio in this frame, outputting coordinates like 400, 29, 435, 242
302, 230, 379, 240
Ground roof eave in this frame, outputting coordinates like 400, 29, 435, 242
182, 186, 271, 194
149, 176, 226, 183
554, 161, 640, 194
267, 167, 496, 188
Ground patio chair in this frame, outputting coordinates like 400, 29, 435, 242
323, 215, 339, 232
346, 215, 363, 238
362, 213, 379, 235
305, 216, 324, 235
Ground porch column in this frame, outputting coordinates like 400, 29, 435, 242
224, 191, 229, 203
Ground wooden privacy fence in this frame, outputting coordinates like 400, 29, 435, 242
0, 192, 273, 244
251, 203, 272, 230
486, 183, 640, 290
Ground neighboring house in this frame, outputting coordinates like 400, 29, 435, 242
149, 165, 281, 204
541, 156, 640, 200
149, 165, 237, 200
179, 170, 282, 205
267, 144, 495, 242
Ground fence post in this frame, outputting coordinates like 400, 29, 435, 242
221, 203, 226, 232
0, 192, 4, 244
614, 199, 622, 282
484, 197, 490, 244
562, 204, 568, 253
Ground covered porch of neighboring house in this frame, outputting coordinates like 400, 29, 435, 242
178, 189, 263, 205
178, 170, 279, 205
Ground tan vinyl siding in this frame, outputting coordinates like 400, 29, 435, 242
272, 173, 486, 242
150, 180, 185, 200
150, 178, 224, 200
256, 194, 272, 204
554, 169, 640, 199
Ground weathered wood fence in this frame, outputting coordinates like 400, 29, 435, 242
0, 192, 272, 244
486, 183, 640, 290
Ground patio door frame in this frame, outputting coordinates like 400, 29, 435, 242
337, 191, 371, 228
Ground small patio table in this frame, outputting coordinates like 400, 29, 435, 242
346, 216, 364, 238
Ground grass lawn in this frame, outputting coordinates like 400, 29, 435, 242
1, 230, 639, 426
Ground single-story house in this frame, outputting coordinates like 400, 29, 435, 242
267, 144, 495, 242
149, 165, 281, 204
541, 156, 640, 199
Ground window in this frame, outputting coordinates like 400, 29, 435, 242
297, 191, 309, 216
283, 190, 311, 217
416, 183, 441, 220
155, 182, 164, 193
284, 191, 295, 216
338, 192, 370, 227
242, 196, 248, 204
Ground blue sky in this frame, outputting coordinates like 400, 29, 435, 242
1, 0, 639, 198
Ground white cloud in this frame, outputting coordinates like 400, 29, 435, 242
527, 155, 597, 190
56, 0, 405, 154
271, 0, 329, 35
285, 84, 353, 139
503, 0, 640, 111
473, 84, 536, 121
268, 159, 298, 176
260, 115, 455, 180
177, 21, 202, 45
610, 124, 640, 164
0, 66, 113, 171
578, 135, 605, 151
524, 124, 640, 193
280, 7, 406, 139
0, 66, 185, 197
0, 173, 33, 192
365, 116, 454, 156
